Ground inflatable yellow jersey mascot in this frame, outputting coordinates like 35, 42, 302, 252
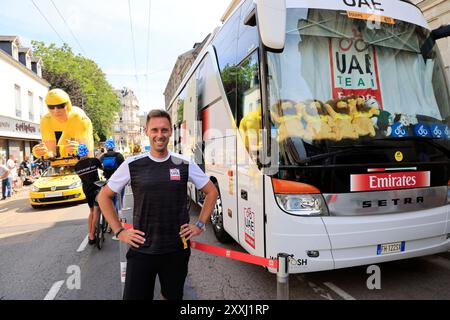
32, 89, 94, 159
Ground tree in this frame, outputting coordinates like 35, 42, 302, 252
42, 69, 86, 104
32, 41, 120, 141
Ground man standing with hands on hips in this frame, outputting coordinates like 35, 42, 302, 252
98, 109, 218, 300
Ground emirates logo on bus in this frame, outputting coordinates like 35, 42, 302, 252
350, 171, 430, 192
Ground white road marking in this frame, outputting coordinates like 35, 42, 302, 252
44, 280, 64, 300
324, 282, 356, 300
76, 235, 89, 253
296, 276, 334, 300
308, 282, 334, 300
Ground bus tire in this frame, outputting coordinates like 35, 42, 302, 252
211, 183, 233, 243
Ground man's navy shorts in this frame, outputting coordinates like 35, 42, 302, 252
123, 248, 191, 300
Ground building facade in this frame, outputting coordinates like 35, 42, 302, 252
412, 0, 450, 79
138, 113, 150, 151
112, 87, 141, 152
0, 36, 49, 163
163, 35, 210, 109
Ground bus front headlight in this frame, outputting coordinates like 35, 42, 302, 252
272, 178, 328, 216
275, 194, 328, 216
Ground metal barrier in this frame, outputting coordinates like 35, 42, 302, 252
116, 184, 133, 297
276, 253, 291, 300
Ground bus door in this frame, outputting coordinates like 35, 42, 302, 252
236, 50, 265, 256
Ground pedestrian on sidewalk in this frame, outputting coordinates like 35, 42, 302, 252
0, 163, 10, 200
2, 155, 15, 198
98, 109, 218, 300
11, 159, 19, 192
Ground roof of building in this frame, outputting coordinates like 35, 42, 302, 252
0, 35, 19, 42
0, 37, 49, 87
31, 57, 42, 63
18, 47, 31, 54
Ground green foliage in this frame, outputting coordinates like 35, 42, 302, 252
32, 41, 120, 141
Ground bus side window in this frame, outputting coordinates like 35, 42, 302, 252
213, 7, 241, 119
237, 0, 258, 63
237, 50, 262, 162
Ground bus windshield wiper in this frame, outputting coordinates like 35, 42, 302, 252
295, 144, 384, 164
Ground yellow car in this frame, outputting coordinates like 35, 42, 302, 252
29, 165, 86, 209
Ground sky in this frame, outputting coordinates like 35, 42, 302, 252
0, 0, 231, 113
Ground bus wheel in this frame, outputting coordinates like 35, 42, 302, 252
211, 185, 233, 243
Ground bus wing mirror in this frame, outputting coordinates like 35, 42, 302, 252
256, 0, 286, 52
431, 25, 450, 41
421, 25, 450, 59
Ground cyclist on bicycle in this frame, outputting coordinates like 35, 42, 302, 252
100, 139, 124, 181
75, 144, 103, 245
100, 139, 124, 239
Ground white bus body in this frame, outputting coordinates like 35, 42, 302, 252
167, 0, 450, 273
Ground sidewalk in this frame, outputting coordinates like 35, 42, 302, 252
1, 185, 31, 202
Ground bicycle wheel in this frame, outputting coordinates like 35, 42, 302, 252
102, 218, 108, 234
96, 213, 105, 250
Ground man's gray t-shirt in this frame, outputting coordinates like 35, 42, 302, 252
108, 152, 209, 254
0, 165, 8, 179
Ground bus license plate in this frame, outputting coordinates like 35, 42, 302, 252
377, 242, 405, 255
44, 192, 63, 198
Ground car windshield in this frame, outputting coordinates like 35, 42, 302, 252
42, 166, 76, 177
266, 8, 450, 165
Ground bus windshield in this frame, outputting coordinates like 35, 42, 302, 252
266, 8, 450, 166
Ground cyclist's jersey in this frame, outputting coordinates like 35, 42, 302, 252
100, 151, 125, 179
107, 152, 209, 255
75, 158, 103, 196
40, 106, 94, 157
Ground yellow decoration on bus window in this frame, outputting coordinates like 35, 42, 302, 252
239, 106, 262, 152
270, 95, 381, 142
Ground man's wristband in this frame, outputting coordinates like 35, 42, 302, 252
115, 227, 126, 238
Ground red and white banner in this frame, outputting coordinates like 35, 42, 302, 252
351, 171, 430, 192
330, 37, 383, 107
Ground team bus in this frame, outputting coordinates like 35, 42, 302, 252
166, 0, 450, 273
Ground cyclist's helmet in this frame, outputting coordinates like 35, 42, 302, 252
45, 89, 73, 111
77, 144, 89, 157
104, 139, 115, 150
